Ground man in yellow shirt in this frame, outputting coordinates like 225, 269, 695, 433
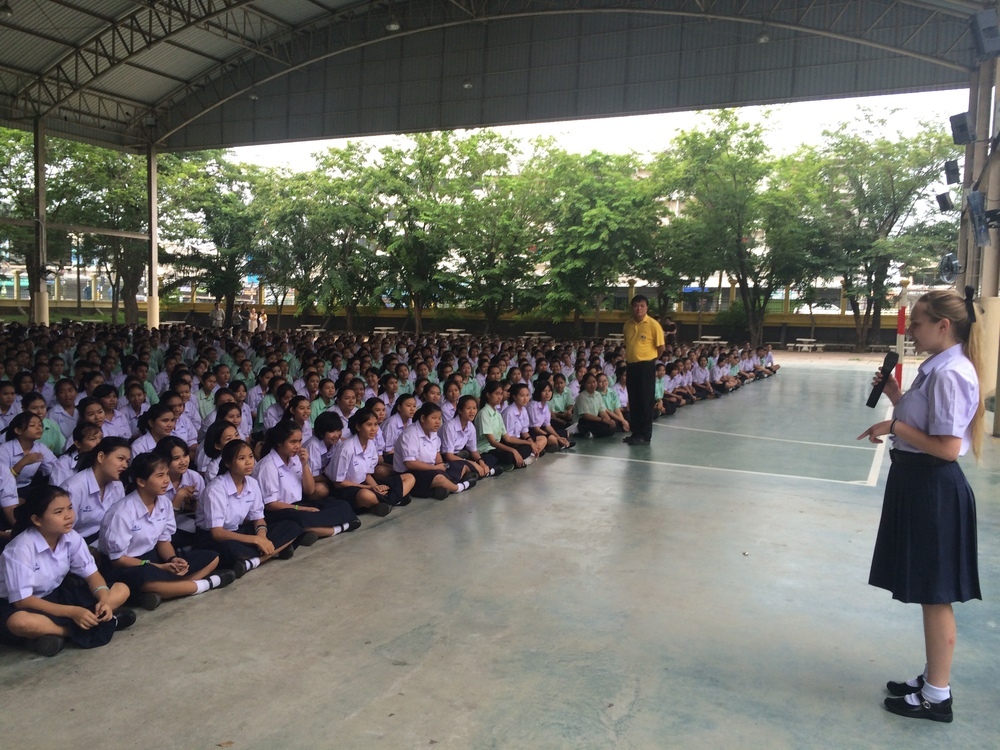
623, 295, 665, 445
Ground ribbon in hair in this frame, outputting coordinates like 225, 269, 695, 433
964, 285, 977, 323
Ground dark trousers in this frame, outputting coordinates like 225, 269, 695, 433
626, 360, 656, 441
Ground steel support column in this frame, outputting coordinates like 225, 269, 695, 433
147, 145, 160, 329
33, 118, 49, 326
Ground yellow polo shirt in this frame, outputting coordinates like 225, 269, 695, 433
624, 316, 665, 363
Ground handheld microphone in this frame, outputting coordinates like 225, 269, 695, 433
866, 351, 899, 408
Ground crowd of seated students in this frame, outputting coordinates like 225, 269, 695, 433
0, 319, 777, 657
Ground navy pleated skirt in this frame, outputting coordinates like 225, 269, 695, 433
869, 452, 981, 604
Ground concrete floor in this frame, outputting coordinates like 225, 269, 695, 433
2, 352, 999, 749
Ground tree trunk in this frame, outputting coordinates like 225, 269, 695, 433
593, 293, 605, 338
413, 293, 424, 336
573, 308, 583, 338
345, 304, 357, 333
120, 262, 142, 326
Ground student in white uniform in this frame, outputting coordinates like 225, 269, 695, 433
282, 395, 314, 444
528, 380, 574, 451
160, 389, 199, 448
49, 378, 80, 442
92, 384, 131, 440
393, 403, 475, 500
0, 486, 134, 656
49, 423, 103, 489
153, 436, 205, 550
64, 437, 130, 547
381, 394, 417, 463
254, 421, 357, 540
196, 440, 303, 577
129, 402, 176, 456
325, 408, 414, 517
0, 413, 57, 494
501, 384, 546, 461
440, 395, 500, 480
303, 411, 344, 497
99, 453, 233, 611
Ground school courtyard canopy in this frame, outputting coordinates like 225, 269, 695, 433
0, 0, 987, 151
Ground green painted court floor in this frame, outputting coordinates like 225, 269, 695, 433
2, 359, 999, 749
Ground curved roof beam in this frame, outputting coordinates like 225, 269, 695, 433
153, 0, 979, 145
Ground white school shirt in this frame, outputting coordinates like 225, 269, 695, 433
197, 474, 265, 531
612, 382, 629, 408
163, 470, 205, 508
891, 343, 979, 456
568, 380, 582, 399
304, 436, 335, 475
246, 384, 265, 414
49, 451, 80, 488
392, 423, 441, 473
65, 469, 126, 540
441, 401, 457, 422
441, 417, 477, 454
50, 404, 77, 440
378, 392, 398, 411
98, 491, 175, 560
501, 403, 530, 438
325, 434, 378, 485
198, 408, 219, 441
380, 413, 409, 453
130, 432, 159, 455
711, 364, 728, 382
0, 468, 18, 511
526, 400, 551, 430
0, 528, 98, 602
172, 412, 198, 445
690, 365, 710, 385
763, 352, 777, 368
123, 403, 149, 437
101, 411, 132, 440
0, 402, 22, 432
253, 451, 304, 506
184, 399, 202, 432
0, 440, 56, 489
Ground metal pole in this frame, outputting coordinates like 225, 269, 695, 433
76, 236, 82, 318
33, 118, 49, 325
957, 68, 978, 291
147, 145, 160, 329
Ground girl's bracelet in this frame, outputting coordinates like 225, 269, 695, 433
889, 418, 898, 435
92, 585, 109, 595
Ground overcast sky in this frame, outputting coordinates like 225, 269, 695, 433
231, 88, 971, 181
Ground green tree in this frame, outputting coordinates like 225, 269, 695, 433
539, 149, 659, 335
815, 113, 958, 347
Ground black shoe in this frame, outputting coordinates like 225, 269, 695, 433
625, 436, 650, 445
214, 569, 237, 589
31, 634, 65, 657
396, 494, 412, 506
884, 694, 953, 723
231, 561, 248, 580
277, 545, 295, 560
466, 474, 478, 488
564, 441, 576, 449
491, 466, 504, 477
297, 530, 319, 547
346, 518, 362, 532
138, 592, 162, 611
371, 502, 392, 517
431, 486, 450, 501
886, 675, 924, 696
113, 608, 137, 630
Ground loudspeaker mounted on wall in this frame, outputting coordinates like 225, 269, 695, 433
950, 113, 974, 146
944, 160, 961, 184
936, 193, 955, 212
972, 10, 1000, 58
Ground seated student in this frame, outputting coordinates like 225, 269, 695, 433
691, 356, 718, 399
0, 466, 16, 544
121, 380, 149, 438
227, 380, 254, 441
253, 375, 285, 433
196, 439, 302, 577
393, 403, 475, 500
661, 363, 688, 410
363, 368, 381, 402
378, 372, 400, 412
98, 453, 234, 611
610, 366, 632, 420
441, 379, 461, 422
325, 408, 413, 517
710, 356, 736, 394
246, 367, 273, 416
254, 421, 357, 540
303, 411, 344, 498
395, 363, 414, 395
20, 391, 66, 456
297, 371, 321, 403
0, 380, 22, 433
752, 346, 776, 378
567, 364, 589, 400
381, 394, 417, 463
310, 378, 337, 422
596, 374, 630, 433
281, 396, 314, 444
738, 350, 757, 382
195, 370, 218, 420
262, 383, 296, 431
130, 402, 176, 455
1, 413, 57, 494
328, 385, 357, 427
528, 380, 574, 451
169, 375, 202, 434
197, 421, 240, 482
441, 395, 500, 479
573, 373, 617, 438
0, 486, 135, 656
92, 384, 131, 440
474, 380, 533, 468
153, 437, 205, 550
64, 437, 131, 547
159, 388, 199, 449
349, 377, 367, 410
50, 423, 103, 489
761, 344, 780, 373
421, 382, 442, 410
501, 384, 547, 461
547, 373, 574, 431
195, 388, 235, 442
49, 378, 79, 442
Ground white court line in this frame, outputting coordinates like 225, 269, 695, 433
863, 403, 895, 487
551, 451, 871, 486
654, 423, 875, 451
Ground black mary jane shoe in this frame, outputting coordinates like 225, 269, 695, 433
883, 694, 953, 723
886, 675, 923, 696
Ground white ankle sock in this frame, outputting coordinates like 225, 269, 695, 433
454, 481, 469, 493
194, 579, 212, 594
488, 468, 496, 476
921, 681, 950, 703
247, 557, 261, 570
